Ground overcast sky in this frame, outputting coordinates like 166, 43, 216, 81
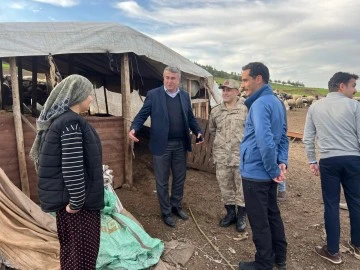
0, 0, 359, 88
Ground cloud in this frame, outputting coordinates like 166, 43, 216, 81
8, 2, 27, 9
32, 8, 42, 13
31, 0, 79, 7
114, 0, 360, 87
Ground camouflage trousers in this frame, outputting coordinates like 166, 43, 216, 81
215, 164, 245, 206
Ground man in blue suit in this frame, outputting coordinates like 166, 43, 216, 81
238, 62, 288, 270
129, 66, 203, 228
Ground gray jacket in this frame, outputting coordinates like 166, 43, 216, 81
303, 92, 360, 162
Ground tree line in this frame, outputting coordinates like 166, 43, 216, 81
195, 62, 305, 87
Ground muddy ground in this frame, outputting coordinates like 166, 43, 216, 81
116, 107, 359, 270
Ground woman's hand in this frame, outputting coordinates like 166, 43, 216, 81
66, 204, 80, 214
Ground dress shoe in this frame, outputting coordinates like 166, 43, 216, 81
163, 215, 175, 228
172, 207, 189, 220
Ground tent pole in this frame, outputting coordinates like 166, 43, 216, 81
31, 56, 38, 116
17, 58, 24, 114
121, 53, 133, 186
9, 57, 30, 197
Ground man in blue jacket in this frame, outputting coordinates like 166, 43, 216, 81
238, 62, 288, 270
129, 66, 203, 228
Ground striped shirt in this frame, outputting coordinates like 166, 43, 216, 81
61, 123, 85, 210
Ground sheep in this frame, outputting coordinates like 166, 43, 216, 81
283, 100, 290, 111
306, 95, 317, 105
295, 97, 304, 108
287, 99, 296, 110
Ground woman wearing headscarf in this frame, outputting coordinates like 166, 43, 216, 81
30, 74, 104, 269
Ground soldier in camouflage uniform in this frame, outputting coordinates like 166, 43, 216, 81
209, 79, 248, 232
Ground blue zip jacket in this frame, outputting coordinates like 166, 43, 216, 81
240, 84, 288, 181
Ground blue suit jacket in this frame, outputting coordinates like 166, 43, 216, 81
130, 86, 202, 155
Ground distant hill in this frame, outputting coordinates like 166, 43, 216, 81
214, 77, 331, 97
195, 62, 333, 97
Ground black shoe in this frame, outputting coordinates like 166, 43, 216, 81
219, 205, 236, 227
275, 261, 287, 270
163, 215, 176, 228
239, 261, 257, 270
236, 206, 246, 232
172, 207, 189, 220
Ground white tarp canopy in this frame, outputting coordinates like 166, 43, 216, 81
0, 22, 213, 87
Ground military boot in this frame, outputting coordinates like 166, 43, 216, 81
236, 206, 247, 232
219, 205, 236, 227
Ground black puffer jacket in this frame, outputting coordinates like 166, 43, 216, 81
38, 110, 104, 212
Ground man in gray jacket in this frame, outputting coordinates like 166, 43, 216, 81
303, 72, 360, 265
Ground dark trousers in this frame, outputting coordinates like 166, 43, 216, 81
242, 178, 287, 270
153, 139, 187, 216
319, 155, 360, 254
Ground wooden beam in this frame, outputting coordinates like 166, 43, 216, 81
9, 57, 30, 197
121, 53, 133, 186
31, 56, 38, 116
21, 114, 36, 133
45, 73, 53, 92
17, 58, 24, 114
287, 131, 303, 140
187, 79, 191, 98
0, 58, 4, 109
196, 102, 201, 118
102, 77, 109, 115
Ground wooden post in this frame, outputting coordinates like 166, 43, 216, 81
121, 53, 133, 185
17, 58, 24, 114
196, 102, 201, 118
205, 100, 209, 120
102, 78, 109, 115
9, 57, 30, 197
187, 79, 191, 98
45, 73, 53, 92
0, 58, 3, 109
31, 56, 38, 116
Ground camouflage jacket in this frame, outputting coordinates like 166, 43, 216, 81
209, 98, 248, 166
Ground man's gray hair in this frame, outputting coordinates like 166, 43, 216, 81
164, 66, 181, 79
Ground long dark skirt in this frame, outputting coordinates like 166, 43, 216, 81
56, 208, 101, 270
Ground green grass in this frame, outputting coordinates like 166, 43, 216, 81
2, 62, 9, 69
214, 77, 360, 97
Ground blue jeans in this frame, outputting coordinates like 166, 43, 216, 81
319, 156, 360, 254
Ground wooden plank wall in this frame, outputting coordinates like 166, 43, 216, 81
191, 99, 209, 120
0, 113, 125, 203
187, 118, 215, 174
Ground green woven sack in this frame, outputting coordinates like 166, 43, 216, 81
96, 189, 164, 269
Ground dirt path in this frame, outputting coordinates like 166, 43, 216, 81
116, 107, 358, 269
